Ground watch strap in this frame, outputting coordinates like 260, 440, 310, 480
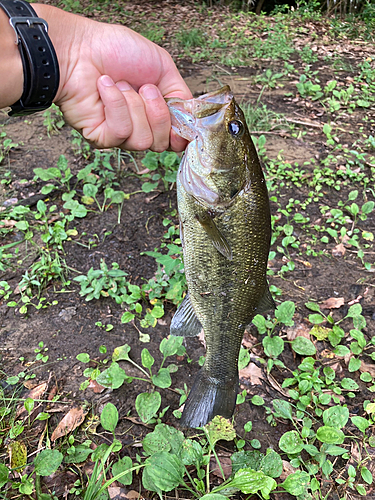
0, 0, 60, 116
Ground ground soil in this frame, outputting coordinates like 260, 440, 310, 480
0, 1, 375, 499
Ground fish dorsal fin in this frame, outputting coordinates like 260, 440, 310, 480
170, 293, 203, 337
256, 284, 276, 314
197, 211, 233, 261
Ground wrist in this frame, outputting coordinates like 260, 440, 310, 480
31, 3, 88, 104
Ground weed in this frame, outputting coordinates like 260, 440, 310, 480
42, 104, 65, 137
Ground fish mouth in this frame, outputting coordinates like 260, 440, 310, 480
166, 86, 233, 142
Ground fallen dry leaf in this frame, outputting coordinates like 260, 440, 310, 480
239, 362, 264, 386
359, 360, 375, 378
320, 297, 345, 309
108, 486, 128, 499
266, 372, 290, 398
279, 460, 297, 481
210, 454, 232, 479
16, 382, 48, 417
125, 491, 145, 500
51, 406, 88, 441
88, 380, 105, 393
286, 322, 311, 341
332, 243, 346, 257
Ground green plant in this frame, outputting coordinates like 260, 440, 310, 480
42, 104, 65, 137
139, 151, 180, 193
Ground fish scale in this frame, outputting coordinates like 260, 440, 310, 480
167, 86, 274, 428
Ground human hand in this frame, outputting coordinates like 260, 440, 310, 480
33, 4, 192, 152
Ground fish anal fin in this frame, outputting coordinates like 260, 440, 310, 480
197, 211, 233, 261
256, 284, 276, 314
170, 292, 202, 337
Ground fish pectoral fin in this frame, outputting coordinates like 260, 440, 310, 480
170, 292, 203, 337
256, 283, 276, 314
197, 211, 233, 261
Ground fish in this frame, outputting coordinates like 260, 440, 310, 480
167, 86, 274, 428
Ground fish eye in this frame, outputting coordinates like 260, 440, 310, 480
228, 120, 244, 138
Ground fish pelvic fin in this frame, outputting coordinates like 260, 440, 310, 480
170, 293, 202, 337
180, 368, 239, 428
197, 211, 233, 261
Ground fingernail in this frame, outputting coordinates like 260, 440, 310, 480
141, 85, 161, 101
116, 81, 132, 92
100, 75, 115, 87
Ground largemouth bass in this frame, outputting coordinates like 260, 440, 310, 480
167, 86, 274, 428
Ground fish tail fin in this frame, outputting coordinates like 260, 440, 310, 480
180, 368, 238, 428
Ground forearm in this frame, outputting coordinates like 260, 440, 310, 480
0, 7, 23, 108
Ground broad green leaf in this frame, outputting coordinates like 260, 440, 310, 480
121, 311, 135, 324
96, 362, 128, 390
348, 357, 361, 372
143, 424, 184, 456
324, 445, 348, 456
238, 346, 251, 370
323, 405, 349, 429
275, 301, 295, 326
252, 314, 267, 334
112, 456, 133, 485
316, 426, 345, 444
180, 439, 204, 466
347, 303, 362, 318
251, 395, 264, 406
351, 416, 370, 433
100, 403, 118, 434
263, 336, 284, 358
308, 313, 325, 325
341, 378, 359, 390
281, 471, 310, 496
361, 466, 373, 484
76, 353, 90, 363
159, 336, 184, 357
278, 431, 304, 454
260, 449, 283, 478
141, 348, 154, 370
272, 399, 292, 420
334, 345, 350, 356
64, 444, 92, 463
136, 391, 161, 423
231, 450, 263, 474
144, 452, 184, 492
112, 344, 131, 362
230, 468, 277, 498
34, 450, 63, 476
291, 337, 316, 355
152, 368, 172, 389
0, 463, 9, 488
305, 301, 321, 312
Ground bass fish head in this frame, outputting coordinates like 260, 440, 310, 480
167, 86, 258, 207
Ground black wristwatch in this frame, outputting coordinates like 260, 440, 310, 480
0, 0, 60, 116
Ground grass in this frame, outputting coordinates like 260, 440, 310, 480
0, 2, 375, 499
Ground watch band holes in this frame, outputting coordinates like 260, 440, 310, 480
42, 86, 49, 91
38, 47, 46, 53
33, 35, 41, 40
42, 60, 49, 65
43, 73, 51, 79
